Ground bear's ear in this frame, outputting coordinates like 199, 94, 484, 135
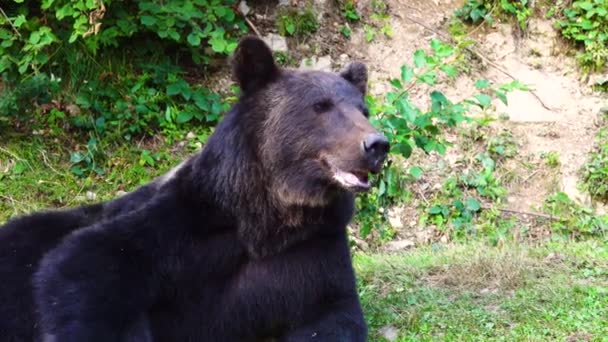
340, 62, 368, 95
232, 36, 279, 93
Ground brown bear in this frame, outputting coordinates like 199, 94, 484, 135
3, 36, 389, 341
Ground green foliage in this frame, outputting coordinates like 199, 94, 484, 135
0, 0, 245, 78
340, 0, 361, 22
420, 153, 507, 240
455, 0, 495, 24
581, 127, 608, 201
455, 0, 532, 30
276, 7, 319, 37
0, 0, 241, 175
340, 0, 392, 42
543, 192, 608, 239
0, 73, 60, 119
556, 0, 608, 72
354, 39, 525, 238
542, 151, 561, 168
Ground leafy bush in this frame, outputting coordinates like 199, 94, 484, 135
0, 0, 245, 78
543, 192, 608, 239
556, 0, 608, 72
455, 0, 532, 29
0, 0, 244, 133
354, 39, 526, 238
276, 7, 319, 37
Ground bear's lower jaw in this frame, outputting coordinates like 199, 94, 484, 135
332, 169, 370, 192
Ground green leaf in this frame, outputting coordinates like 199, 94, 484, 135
70, 152, 85, 164
286, 21, 296, 35
13, 15, 26, 28
440, 64, 458, 78
140, 15, 157, 26
187, 32, 201, 46
409, 166, 423, 179
401, 65, 414, 82
474, 94, 492, 108
389, 79, 403, 90
413, 50, 427, 68
428, 205, 444, 215
210, 38, 226, 53
465, 197, 481, 212
176, 111, 194, 124
29, 31, 41, 45
395, 141, 412, 158
474, 79, 491, 89
494, 90, 508, 105
166, 79, 189, 96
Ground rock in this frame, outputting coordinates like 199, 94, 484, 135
385, 239, 415, 252
186, 131, 196, 140
297, 44, 311, 52
378, 325, 399, 341
116, 190, 127, 197
262, 33, 288, 52
85, 191, 97, 201
387, 207, 404, 229
237, 1, 251, 16
278, 0, 290, 6
299, 55, 332, 72
388, 215, 403, 229
339, 53, 349, 62
588, 74, 608, 87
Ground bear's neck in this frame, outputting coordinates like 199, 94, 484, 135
183, 105, 354, 257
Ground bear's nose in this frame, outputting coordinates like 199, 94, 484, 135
362, 133, 390, 173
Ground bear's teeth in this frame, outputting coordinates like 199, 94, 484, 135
333, 170, 370, 189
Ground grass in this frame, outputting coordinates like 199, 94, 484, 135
0, 132, 186, 222
357, 241, 608, 341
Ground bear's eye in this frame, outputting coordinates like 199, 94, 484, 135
360, 106, 370, 118
313, 99, 333, 113
359, 105, 369, 118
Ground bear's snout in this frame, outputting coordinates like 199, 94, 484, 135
362, 133, 390, 173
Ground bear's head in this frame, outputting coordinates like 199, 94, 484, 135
231, 36, 389, 208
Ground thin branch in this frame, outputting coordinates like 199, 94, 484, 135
482, 205, 559, 220
243, 15, 261, 37
395, 13, 556, 112
0, 6, 21, 38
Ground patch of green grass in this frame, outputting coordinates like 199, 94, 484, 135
0, 133, 187, 222
356, 241, 608, 341
542, 151, 561, 168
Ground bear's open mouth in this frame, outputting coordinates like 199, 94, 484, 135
332, 169, 370, 191
320, 158, 371, 192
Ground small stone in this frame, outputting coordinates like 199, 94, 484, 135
378, 325, 399, 341
299, 55, 332, 72
65, 104, 81, 116
85, 191, 97, 201
116, 190, 127, 197
186, 132, 196, 140
339, 53, 349, 61
238, 1, 251, 16
385, 240, 415, 252
262, 33, 288, 52
297, 44, 311, 52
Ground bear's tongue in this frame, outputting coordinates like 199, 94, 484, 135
333, 170, 370, 190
